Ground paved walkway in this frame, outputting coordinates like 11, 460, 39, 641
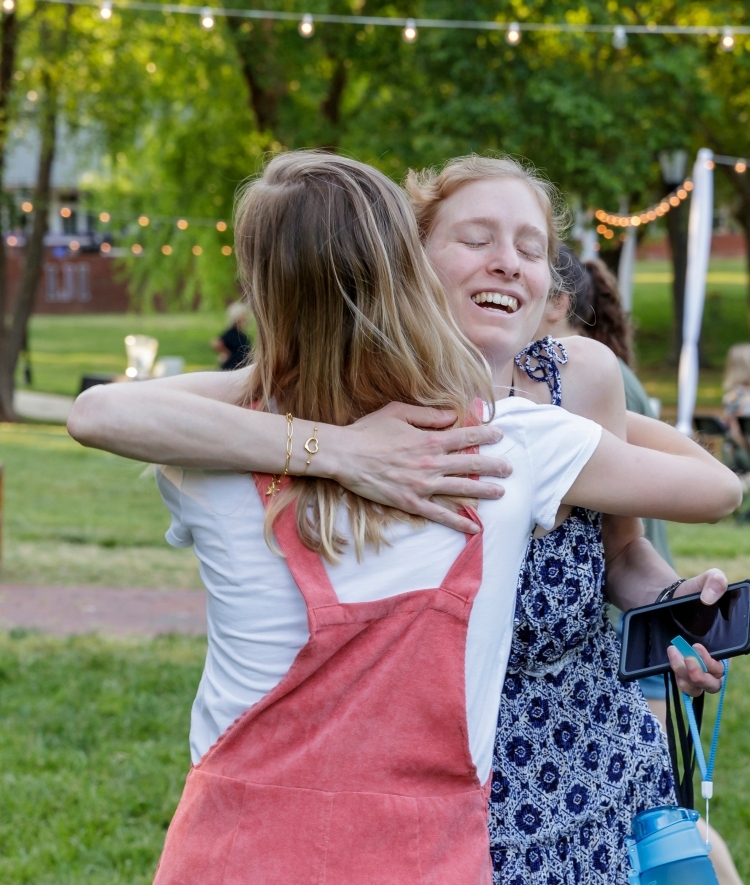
0, 585, 206, 637
14, 390, 75, 423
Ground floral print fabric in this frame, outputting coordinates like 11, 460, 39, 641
489, 508, 676, 884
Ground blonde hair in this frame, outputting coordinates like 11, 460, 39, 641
724, 343, 750, 389
404, 154, 570, 296
234, 150, 494, 562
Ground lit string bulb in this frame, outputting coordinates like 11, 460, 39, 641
594, 179, 693, 229
99, 0, 112, 20
506, 22, 521, 45
720, 27, 735, 52
402, 18, 417, 42
200, 7, 214, 29
2, 0, 14, 12
612, 26, 627, 50
177, 218, 189, 229
216, 220, 227, 231
735, 160, 747, 173
298, 13, 314, 37
138, 215, 149, 226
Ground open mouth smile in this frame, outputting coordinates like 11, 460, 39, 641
470, 292, 519, 313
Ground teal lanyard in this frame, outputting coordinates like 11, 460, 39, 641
681, 658, 729, 840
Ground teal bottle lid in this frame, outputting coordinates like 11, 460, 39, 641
631, 806, 699, 841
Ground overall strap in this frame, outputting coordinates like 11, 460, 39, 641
253, 474, 340, 612
515, 336, 568, 407
440, 399, 485, 604
439, 506, 484, 604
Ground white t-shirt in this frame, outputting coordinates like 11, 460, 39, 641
156, 396, 601, 782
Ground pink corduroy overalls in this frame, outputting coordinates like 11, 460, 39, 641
153, 473, 492, 885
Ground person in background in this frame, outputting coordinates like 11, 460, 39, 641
211, 300, 250, 370
723, 343, 750, 462
541, 245, 744, 885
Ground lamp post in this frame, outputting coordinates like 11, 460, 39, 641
659, 150, 690, 359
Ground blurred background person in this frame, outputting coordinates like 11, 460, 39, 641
211, 301, 250, 370
723, 343, 750, 470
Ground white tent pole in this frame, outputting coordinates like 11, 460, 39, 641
618, 232, 637, 313
676, 148, 714, 435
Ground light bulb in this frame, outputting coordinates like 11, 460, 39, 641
684, 181, 694, 191
138, 215, 149, 226
2, 0, 15, 12
6, 235, 17, 246
216, 220, 227, 231
177, 218, 189, 229
99, 211, 110, 222
200, 8, 214, 29
131, 243, 143, 254
125, 367, 138, 378
298, 13, 314, 37
21, 201, 32, 212
735, 160, 747, 174
595, 210, 605, 221
506, 22, 521, 45
100, 242, 112, 253
706, 159, 715, 170
70, 240, 80, 251
669, 195, 680, 207
60, 207, 72, 218
162, 245, 172, 255
100, 0, 112, 20
192, 245, 202, 256
402, 19, 417, 42
720, 27, 735, 52
221, 245, 232, 256
612, 26, 627, 50
630, 216, 641, 226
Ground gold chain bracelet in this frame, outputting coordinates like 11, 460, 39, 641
267, 413, 294, 495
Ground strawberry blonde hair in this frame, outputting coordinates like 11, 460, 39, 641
404, 154, 570, 296
234, 151, 494, 562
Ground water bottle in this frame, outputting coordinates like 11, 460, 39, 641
626, 806, 718, 885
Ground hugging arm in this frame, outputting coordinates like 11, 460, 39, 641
67, 370, 511, 535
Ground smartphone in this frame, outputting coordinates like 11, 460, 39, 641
619, 580, 750, 682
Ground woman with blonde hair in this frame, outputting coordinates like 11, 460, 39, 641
69, 151, 739, 884
723, 342, 750, 458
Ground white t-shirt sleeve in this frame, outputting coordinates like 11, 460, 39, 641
154, 466, 194, 548
522, 404, 602, 530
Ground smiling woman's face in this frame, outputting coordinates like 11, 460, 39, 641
425, 177, 552, 380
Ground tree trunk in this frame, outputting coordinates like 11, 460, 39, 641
0, 11, 19, 421
5, 70, 56, 386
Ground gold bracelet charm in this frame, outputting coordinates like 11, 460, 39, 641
267, 413, 294, 495
304, 423, 319, 469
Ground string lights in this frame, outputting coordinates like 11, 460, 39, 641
99, 0, 112, 19
402, 18, 417, 43
34, 0, 750, 49
2, 0, 14, 13
594, 180, 694, 234
594, 154, 747, 238
506, 22, 521, 46
298, 12, 313, 36
200, 6, 214, 28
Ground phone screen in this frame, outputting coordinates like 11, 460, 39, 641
623, 586, 750, 677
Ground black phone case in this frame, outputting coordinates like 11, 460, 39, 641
619, 580, 750, 682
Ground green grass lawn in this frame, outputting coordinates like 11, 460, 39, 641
0, 632, 204, 885
17, 312, 227, 397
0, 423, 201, 588
0, 630, 747, 882
631, 258, 750, 409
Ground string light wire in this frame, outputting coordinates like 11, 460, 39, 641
29, 0, 750, 40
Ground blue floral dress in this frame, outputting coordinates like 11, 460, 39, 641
488, 338, 675, 885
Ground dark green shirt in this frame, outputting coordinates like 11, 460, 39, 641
618, 358, 674, 567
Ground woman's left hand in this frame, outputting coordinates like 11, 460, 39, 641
666, 568, 728, 696
667, 643, 726, 697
